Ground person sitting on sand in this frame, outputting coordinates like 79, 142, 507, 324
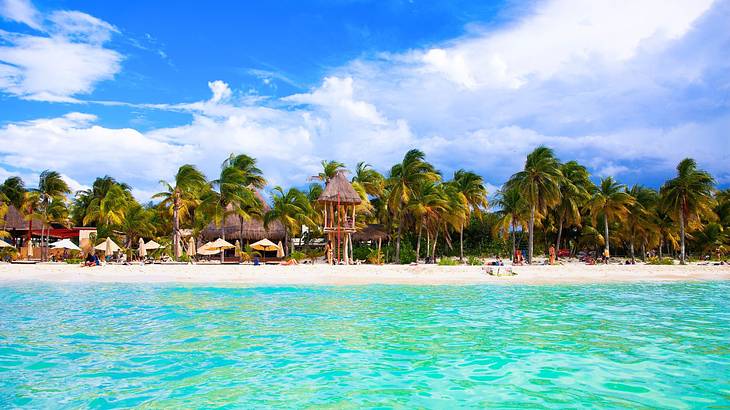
514, 250, 524, 265
84, 253, 95, 267
282, 258, 299, 266
253, 255, 260, 266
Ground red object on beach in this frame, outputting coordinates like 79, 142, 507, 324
558, 249, 570, 258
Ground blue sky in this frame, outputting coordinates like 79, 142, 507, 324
0, 0, 728, 200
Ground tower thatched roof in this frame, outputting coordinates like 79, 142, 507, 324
317, 171, 362, 204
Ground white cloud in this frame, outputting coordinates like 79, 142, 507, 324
0, 2, 121, 101
0, 0, 41, 30
208, 80, 232, 103
1, 0, 728, 196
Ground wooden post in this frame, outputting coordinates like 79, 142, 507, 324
377, 237, 382, 265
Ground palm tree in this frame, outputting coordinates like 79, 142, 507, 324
554, 161, 592, 255
660, 158, 716, 264
221, 154, 267, 245
623, 185, 658, 262
264, 187, 315, 256
72, 176, 132, 226
407, 181, 448, 262
82, 184, 129, 228
208, 164, 261, 262
316, 160, 347, 183
32, 170, 70, 261
493, 187, 527, 262
654, 206, 679, 258
118, 203, 154, 251
352, 162, 385, 198
222, 153, 266, 189
153, 165, 208, 260
1, 177, 27, 240
387, 149, 439, 263
451, 170, 488, 262
505, 146, 562, 263
692, 222, 727, 258
587, 177, 634, 260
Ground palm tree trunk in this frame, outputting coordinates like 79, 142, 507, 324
40, 222, 46, 262
220, 224, 225, 263
604, 214, 610, 257
679, 209, 686, 264
511, 220, 516, 262
395, 211, 403, 263
659, 239, 663, 259
415, 224, 422, 264
630, 240, 635, 263
284, 230, 289, 257
555, 219, 563, 259
172, 197, 180, 260
432, 229, 438, 262
459, 223, 464, 263
528, 205, 535, 264
641, 242, 646, 262
426, 231, 431, 263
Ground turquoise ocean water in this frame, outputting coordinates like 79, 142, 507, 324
1, 282, 729, 408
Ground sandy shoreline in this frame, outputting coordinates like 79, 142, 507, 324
0, 262, 728, 286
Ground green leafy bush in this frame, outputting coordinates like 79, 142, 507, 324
647, 257, 674, 265
438, 258, 460, 266
367, 248, 383, 265
290, 250, 306, 261
467, 255, 482, 266
352, 245, 371, 261
65, 258, 83, 264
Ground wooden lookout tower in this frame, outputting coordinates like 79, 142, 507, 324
317, 171, 362, 264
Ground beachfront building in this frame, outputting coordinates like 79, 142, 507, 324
317, 171, 362, 265
1, 205, 96, 260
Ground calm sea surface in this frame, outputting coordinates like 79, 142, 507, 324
1, 281, 729, 408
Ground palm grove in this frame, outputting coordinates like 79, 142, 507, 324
1, 147, 728, 264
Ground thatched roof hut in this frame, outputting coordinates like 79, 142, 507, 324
2, 205, 43, 230
352, 224, 388, 242
200, 191, 285, 241
317, 171, 362, 204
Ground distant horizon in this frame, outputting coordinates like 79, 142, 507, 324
1, 0, 729, 202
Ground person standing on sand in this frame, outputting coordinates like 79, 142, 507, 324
549, 245, 555, 265
325, 241, 333, 265
603, 248, 610, 264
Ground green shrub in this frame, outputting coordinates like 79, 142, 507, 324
65, 258, 83, 264
352, 245, 371, 261
467, 255, 482, 266
647, 257, 674, 265
290, 250, 306, 261
367, 248, 384, 265
438, 258, 460, 266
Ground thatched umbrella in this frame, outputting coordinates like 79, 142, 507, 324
251, 238, 278, 251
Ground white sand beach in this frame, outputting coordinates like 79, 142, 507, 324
0, 263, 728, 286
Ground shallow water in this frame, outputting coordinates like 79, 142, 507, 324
1, 282, 729, 408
